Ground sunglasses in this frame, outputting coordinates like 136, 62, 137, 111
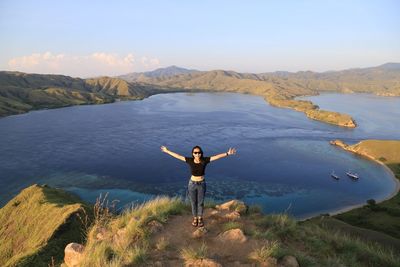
193, 152, 202, 154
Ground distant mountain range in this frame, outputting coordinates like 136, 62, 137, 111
118, 65, 199, 83
1, 63, 399, 125
118, 63, 400, 96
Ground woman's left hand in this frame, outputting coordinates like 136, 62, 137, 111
227, 147, 237, 155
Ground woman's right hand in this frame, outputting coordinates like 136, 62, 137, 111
161, 146, 169, 153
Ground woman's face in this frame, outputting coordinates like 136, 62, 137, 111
193, 148, 202, 158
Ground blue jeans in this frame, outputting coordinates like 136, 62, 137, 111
187, 180, 206, 217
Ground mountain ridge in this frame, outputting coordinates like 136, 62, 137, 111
1, 62, 399, 127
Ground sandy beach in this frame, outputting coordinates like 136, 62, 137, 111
299, 143, 400, 222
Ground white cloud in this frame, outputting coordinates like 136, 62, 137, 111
7, 52, 161, 77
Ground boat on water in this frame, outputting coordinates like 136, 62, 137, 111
346, 171, 359, 179
331, 171, 340, 180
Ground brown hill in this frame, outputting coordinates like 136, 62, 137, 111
0, 71, 161, 117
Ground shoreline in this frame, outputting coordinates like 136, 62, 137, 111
299, 164, 399, 222
300, 140, 400, 222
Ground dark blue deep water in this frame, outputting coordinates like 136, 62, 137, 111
0, 92, 399, 219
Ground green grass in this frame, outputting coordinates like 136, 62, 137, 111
248, 240, 280, 263
2, 185, 400, 267
332, 140, 400, 239
254, 213, 297, 238
0, 184, 89, 267
80, 195, 186, 267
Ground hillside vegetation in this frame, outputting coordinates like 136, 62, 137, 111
2, 185, 400, 266
67, 196, 400, 266
0, 184, 88, 267
0, 72, 163, 117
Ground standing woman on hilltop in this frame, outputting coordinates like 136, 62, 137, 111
161, 145, 237, 227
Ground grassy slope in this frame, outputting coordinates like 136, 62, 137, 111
0, 72, 161, 118
330, 140, 400, 239
1, 185, 399, 266
77, 196, 400, 267
0, 184, 89, 267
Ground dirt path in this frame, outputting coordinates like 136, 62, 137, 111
144, 207, 265, 266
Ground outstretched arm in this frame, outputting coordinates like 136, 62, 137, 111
210, 147, 237, 162
161, 146, 186, 162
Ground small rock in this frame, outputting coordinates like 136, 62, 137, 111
185, 258, 222, 267
95, 227, 108, 241
279, 255, 299, 267
147, 220, 164, 233
224, 211, 241, 220
154, 261, 164, 267
210, 210, 219, 215
192, 226, 208, 238
217, 228, 247, 243
216, 200, 247, 214
64, 243, 84, 267
233, 261, 254, 267
261, 257, 278, 267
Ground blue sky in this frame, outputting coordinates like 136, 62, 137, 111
0, 0, 399, 77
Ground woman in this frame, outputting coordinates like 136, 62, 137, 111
160, 145, 237, 227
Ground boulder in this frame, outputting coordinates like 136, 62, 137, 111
278, 255, 299, 267
185, 258, 222, 267
64, 243, 84, 267
192, 226, 208, 238
217, 228, 247, 243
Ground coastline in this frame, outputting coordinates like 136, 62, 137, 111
308, 140, 400, 220
299, 156, 400, 222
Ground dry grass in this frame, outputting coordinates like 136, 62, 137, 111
180, 242, 208, 261
248, 240, 280, 263
0, 184, 86, 267
80, 195, 186, 266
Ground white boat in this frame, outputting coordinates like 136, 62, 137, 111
346, 171, 359, 179
331, 171, 340, 180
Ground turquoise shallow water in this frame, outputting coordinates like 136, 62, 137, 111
0, 92, 398, 219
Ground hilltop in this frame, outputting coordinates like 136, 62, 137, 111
2, 184, 400, 266
0, 71, 168, 118
0, 184, 89, 267
118, 65, 199, 83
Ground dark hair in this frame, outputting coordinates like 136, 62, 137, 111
191, 145, 204, 159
